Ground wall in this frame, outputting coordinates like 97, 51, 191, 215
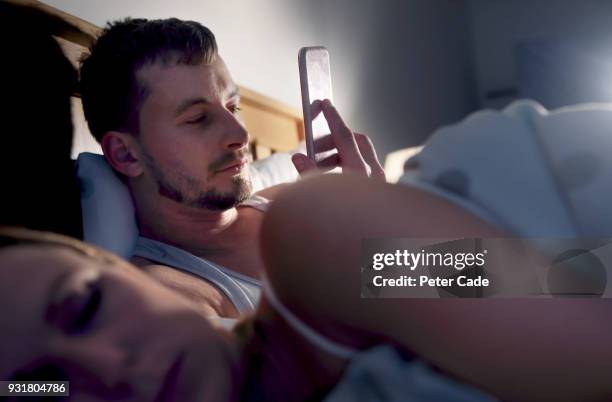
317, 0, 476, 156
44, 0, 326, 108
467, 0, 612, 108
46, 0, 477, 158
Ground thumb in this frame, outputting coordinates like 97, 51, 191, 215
292, 153, 317, 175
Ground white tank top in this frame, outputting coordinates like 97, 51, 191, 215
132, 195, 272, 314
132, 194, 357, 357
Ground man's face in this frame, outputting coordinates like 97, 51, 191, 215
135, 56, 252, 210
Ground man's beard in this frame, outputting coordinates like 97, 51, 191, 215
142, 150, 253, 210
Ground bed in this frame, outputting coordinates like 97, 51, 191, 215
8, 3, 604, 401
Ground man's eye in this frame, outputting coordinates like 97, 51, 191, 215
228, 105, 242, 114
60, 281, 102, 335
187, 115, 207, 124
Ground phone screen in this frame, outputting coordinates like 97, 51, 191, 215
299, 47, 334, 162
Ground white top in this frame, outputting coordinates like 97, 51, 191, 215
131, 195, 272, 314
132, 193, 359, 358
133, 237, 261, 313
239, 194, 272, 212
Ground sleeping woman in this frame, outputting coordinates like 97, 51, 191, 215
1, 172, 612, 402
3, 0, 610, 399
3, 82, 612, 400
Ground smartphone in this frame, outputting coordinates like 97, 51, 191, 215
299, 46, 334, 162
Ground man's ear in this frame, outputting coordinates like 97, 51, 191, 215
100, 131, 143, 178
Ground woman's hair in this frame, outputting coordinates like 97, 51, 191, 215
0, 227, 125, 269
0, 226, 128, 387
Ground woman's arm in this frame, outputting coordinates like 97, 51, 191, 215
260, 173, 612, 402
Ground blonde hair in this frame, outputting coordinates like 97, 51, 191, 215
0, 226, 125, 267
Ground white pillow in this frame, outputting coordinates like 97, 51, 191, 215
76, 151, 299, 258
251, 152, 300, 191
77, 153, 139, 258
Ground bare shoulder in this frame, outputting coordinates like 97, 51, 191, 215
254, 182, 293, 200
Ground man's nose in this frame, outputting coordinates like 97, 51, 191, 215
221, 109, 250, 151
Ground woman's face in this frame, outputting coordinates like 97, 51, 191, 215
0, 243, 236, 402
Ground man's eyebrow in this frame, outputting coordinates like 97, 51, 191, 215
228, 86, 240, 99
175, 87, 240, 117
175, 97, 211, 117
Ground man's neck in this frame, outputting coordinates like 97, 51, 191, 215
134, 188, 245, 256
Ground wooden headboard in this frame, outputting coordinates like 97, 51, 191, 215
9, 0, 304, 160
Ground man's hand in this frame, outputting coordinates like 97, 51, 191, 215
292, 99, 386, 181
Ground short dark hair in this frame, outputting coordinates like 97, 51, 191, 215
80, 18, 218, 141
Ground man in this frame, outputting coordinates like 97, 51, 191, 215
80, 18, 384, 317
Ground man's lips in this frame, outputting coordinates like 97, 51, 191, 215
155, 353, 185, 402
216, 159, 247, 173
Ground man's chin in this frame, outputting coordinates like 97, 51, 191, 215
197, 177, 252, 211
229, 175, 253, 203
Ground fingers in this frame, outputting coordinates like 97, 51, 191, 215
292, 153, 317, 175
293, 152, 340, 175
316, 152, 340, 170
355, 133, 386, 181
313, 131, 386, 180
320, 99, 367, 174
310, 99, 323, 121
313, 134, 335, 153
308, 99, 386, 180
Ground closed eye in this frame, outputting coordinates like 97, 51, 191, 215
50, 279, 102, 335
71, 283, 102, 333
187, 115, 207, 124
